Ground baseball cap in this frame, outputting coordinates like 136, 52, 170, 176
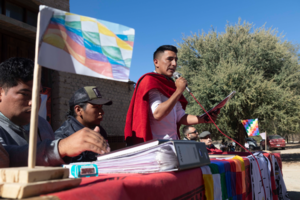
199, 131, 211, 138
69, 86, 112, 107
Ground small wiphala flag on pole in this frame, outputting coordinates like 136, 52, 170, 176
241, 118, 260, 136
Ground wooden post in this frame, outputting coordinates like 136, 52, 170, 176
0, 9, 82, 199
28, 12, 42, 169
265, 131, 267, 151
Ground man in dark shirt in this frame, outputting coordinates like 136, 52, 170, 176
199, 131, 222, 153
0, 58, 109, 167
55, 86, 112, 162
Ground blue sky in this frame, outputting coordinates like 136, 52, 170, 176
70, 0, 300, 83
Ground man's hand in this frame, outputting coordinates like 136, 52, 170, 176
152, 77, 187, 121
58, 126, 108, 158
175, 77, 187, 94
179, 109, 221, 125
203, 108, 221, 123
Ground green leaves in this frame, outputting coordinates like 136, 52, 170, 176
177, 20, 300, 140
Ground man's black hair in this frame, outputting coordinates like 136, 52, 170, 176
153, 45, 178, 60
182, 125, 193, 136
0, 57, 34, 89
66, 102, 88, 118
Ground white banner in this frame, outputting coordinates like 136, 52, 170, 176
260, 132, 266, 140
38, 94, 48, 120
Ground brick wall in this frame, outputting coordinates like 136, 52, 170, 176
35, 0, 135, 143
51, 71, 134, 137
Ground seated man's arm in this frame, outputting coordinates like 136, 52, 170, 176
5, 126, 108, 167
152, 77, 186, 121
0, 124, 63, 167
58, 126, 108, 158
4, 139, 67, 167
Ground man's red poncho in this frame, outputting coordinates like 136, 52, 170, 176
125, 72, 188, 145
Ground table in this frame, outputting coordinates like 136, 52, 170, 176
42, 152, 282, 200
49, 168, 205, 200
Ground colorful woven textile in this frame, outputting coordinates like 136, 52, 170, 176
208, 164, 223, 200
233, 156, 246, 196
38, 6, 135, 82
241, 118, 260, 136
210, 156, 251, 200
210, 160, 231, 200
200, 166, 214, 200
242, 157, 252, 200
230, 158, 243, 200
209, 151, 283, 200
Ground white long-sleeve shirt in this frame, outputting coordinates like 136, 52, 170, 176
148, 89, 186, 140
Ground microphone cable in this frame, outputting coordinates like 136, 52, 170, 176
188, 90, 267, 200
173, 71, 267, 200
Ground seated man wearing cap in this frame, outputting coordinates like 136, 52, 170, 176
199, 131, 222, 153
182, 125, 199, 141
55, 86, 112, 162
0, 58, 109, 167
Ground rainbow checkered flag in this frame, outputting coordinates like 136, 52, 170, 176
241, 118, 260, 136
38, 6, 134, 82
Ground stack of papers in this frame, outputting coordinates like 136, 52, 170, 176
64, 140, 211, 175
95, 141, 178, 173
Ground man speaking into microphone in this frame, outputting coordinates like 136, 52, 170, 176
125, 45, 219, 145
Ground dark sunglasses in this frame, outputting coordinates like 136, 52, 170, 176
189, 130, 198, 134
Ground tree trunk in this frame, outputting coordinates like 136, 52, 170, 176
235, 123, 246, 152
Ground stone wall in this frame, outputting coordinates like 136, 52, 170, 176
51, 71, 134, 137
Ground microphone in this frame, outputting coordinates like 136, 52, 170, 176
173, 72, 191, 92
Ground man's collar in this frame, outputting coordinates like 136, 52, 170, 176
0, 112, 27, 132
68, 115, 86, 129
153, 70, 174, 82
0, 112, 9, 121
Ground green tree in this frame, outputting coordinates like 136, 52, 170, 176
177, 20, 300, 150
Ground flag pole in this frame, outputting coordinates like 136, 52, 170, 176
265, 131, 268, 151
0, 9, 81, 199
28, 11, 42, 168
